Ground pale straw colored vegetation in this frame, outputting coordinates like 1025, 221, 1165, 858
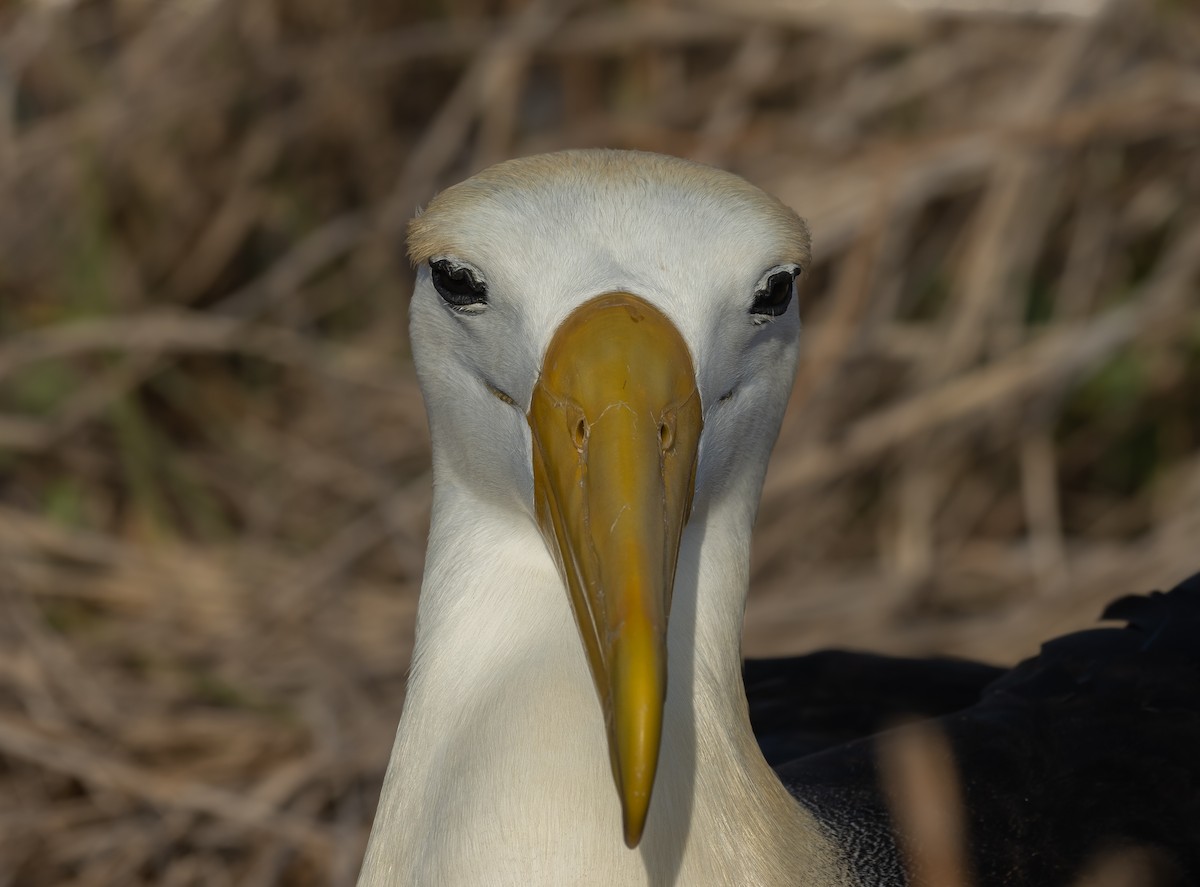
0, 0, 1197, 883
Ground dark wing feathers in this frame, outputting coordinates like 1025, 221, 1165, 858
745, 651, 1004, 765
747, 572, 1200, 887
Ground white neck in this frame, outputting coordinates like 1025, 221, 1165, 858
358, 482, 847, 887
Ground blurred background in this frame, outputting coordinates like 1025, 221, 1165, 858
1, 0, 1198, 883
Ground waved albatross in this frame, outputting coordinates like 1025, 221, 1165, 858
358, 149, 1200, 887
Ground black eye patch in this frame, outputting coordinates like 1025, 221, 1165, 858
430, 259, 487, 308
750, 270, 797, 317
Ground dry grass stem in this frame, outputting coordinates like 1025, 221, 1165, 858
879, 721, 972, 887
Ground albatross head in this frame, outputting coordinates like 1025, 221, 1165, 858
405, 149, 810, 848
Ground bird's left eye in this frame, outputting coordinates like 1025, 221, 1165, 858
750, 270, 796, 317
430, 259, 488, 308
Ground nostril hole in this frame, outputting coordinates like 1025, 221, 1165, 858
573, 418, 588, 451
659, 416, 675, 451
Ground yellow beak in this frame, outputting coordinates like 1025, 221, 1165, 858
528, 293, 702, 848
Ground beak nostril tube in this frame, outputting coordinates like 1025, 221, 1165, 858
659, 416, 675, 452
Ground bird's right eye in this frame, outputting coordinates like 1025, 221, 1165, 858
431, 259, 487, 308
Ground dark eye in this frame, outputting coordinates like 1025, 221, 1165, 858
430, 259, 487, 308
750, 269, 797, 317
